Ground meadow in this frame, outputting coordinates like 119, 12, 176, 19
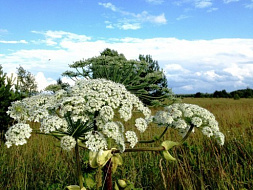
0, 98, 252, 190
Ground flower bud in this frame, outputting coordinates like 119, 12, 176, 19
118, 179, 127, 188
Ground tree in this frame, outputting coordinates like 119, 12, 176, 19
45, 78, 70, 93
16, 66, 38, 96
0, 65, 21, 138
62, 48, 172, 106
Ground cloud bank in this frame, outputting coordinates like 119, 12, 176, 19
0, 30, 252, 94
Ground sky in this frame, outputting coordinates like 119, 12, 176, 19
0, 0, 253, 94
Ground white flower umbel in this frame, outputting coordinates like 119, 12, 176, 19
5, 123, 32, 148
125, 131, 138, 148
61, 136, 76, 151
153, 111, 173, 125
202, 127, 213, 137
84, 131, 108, 152
214, 131, 225, 146
40, 115, 68, 133
6, 79, 151, 152
135, 118, 148, 133
7, 101, 29, 122
154, 103, 225, 145
191, 117, 202, 127
99, 106, 114, 122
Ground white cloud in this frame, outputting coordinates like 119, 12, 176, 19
176, 14, 190, 20
223, 63, 253, 80
0, 40, 28, 44
31, 30, 91, 46
207, 7, 218, 12
195, 0, 212, 8
120, 23, 141, 30
146, 13, 167, 24
1, 31, 253, 94
98, 2, 167, 29
244, 0, 253, 9
223, 0, 239, 3
145, 0, 164, 4
0, 29, 8, 35
164, 64, 189, 72
35, 72, 56, 91
98, 2, 117, 11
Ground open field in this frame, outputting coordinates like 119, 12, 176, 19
1, 98, 252, 190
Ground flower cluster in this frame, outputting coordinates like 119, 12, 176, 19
153, 103, 225, 145
84, 131, 108, 152
61, 135, 76, 151
125, 131, 138, 148
5, 123, 32, 148
6, 79, 152, 152
135, 118, 148, 133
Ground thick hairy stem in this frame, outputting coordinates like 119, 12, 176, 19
102, 158, 113, 190
75, 141, 84, 189
93, 111, 99, 131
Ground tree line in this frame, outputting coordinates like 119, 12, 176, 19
180, 88, 253, 99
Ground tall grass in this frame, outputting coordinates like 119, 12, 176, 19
1, 98, 252, 189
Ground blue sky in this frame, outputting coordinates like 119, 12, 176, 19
0, 0, 253, 94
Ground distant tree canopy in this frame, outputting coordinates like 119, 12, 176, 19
62, 48, 172, 106
16, 66, 38, 96
180, 88, 253, 99
45, 78, 70, 93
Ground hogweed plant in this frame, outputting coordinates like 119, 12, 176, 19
5, 78, 225, 190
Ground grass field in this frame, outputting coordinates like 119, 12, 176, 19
0, 98, 252, 190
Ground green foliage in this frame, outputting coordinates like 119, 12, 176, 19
230, 87, 253, 98
0, 65, 21, 136
45, 78, 70, 93
62, 48, 172, 106
16, 65, 38, 96
181, 88, 253, 99
233, 93, 240, 100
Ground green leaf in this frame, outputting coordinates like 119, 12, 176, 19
111, 154, 123, 173
161, 141, 179, 162
89, 151, 99, 168
85, 176, 96, 188
96, 150, 113, 167
161, 141, 179, 150
162, 150, 177, 161
89, 150, 113, 168
114, 182, 120, 190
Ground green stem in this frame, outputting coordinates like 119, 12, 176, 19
112, 146, 165, 153
180, 124, 194, 143
138, 125, 169, 144
75, 140, 84, 189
